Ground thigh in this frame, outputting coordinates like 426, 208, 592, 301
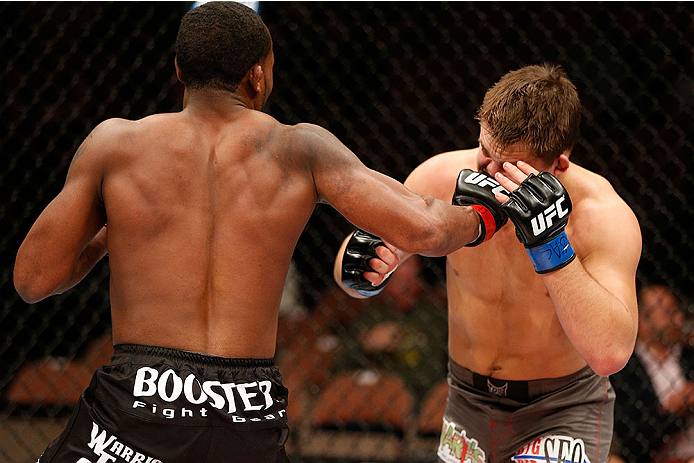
510, 384, 616, 463
510, 422, 614, 463
39, 395, 188, 463
206, 425, 291, 463
437, 383, 492, 463
41, 396, 291, 463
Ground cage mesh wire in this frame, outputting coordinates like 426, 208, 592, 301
1, 2, 693, 462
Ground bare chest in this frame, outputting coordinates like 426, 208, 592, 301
447, 226, 549, 300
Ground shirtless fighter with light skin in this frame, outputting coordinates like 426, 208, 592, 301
335, 64, 642, 462
12, 3, 480, 462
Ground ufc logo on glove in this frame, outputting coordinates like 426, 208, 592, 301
501, 172, 576, 274
463, 171, 508, 196
531, 197, 570, 236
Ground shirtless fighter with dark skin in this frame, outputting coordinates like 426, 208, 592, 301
13, 4, 481, 462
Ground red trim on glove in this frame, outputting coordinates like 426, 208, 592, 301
471, 205, 496, 242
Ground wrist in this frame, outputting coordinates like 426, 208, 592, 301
470, 210, 483, 245
526, 230, 575, 274
466, 206, 493, 247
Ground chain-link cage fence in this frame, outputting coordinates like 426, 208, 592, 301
1, 2, 693, 462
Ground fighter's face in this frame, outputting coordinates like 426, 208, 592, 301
476, 125, 550, 177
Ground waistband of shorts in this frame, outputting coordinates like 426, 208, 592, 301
113, 344, 275, 368
448, 358, 593, 401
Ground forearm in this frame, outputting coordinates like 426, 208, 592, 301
53, 225, 109, 295
403, 198, 480, 257
328, 168, 480, 256
543, 260, 637, 376
434, 199, 483, 256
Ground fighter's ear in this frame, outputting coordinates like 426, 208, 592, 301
247, 64, 263, 94
174, 57, 185, 84
554, 153, 571, 175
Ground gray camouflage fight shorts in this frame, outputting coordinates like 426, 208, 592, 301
437, 359, 615, 463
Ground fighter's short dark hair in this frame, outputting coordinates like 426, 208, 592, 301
175, 1, 272, 92
477, 64, 581, 164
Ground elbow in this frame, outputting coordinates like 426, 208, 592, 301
13, 262, 53, 304
14, 273, 46, 304
589, 359, 627, 377
587, 348, 633, 377
586, 317, 637, 377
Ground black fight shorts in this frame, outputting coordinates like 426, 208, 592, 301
437, 359, 615, 463
39, 344, 290, 463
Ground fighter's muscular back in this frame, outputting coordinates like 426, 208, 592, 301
104, 110, 319, 358
405, 148, 639, 380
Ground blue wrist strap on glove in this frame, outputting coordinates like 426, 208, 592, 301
354, 274, 393, 297
525, 231, 576, 274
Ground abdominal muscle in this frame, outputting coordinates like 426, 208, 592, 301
445, 227, 588, 380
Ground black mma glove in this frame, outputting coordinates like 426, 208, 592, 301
453, 169, 509, 246
501, 172, 576, 273
341, 229, 394, 297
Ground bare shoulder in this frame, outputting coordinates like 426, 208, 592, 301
281, 122, 358, 168
284, 122, 343, 151
566, 164, 641, 254
76, 115, 201, 172
568, 164, 637, 221
405, 148, 478, 201
90, 116, 165, 152
68, 117, 135, 167
88, 117, 134, 146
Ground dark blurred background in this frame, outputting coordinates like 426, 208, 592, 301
1, 2, 693, 462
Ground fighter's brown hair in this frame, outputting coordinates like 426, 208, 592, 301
477, 64, 581, 164
175, 1, 272, 92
